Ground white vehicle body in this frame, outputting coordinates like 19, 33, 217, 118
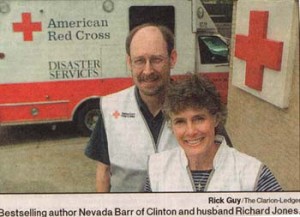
0, 0, 229, 135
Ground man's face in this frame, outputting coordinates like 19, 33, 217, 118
127, 26, 177, 97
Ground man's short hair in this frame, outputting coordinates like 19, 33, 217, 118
125, 23, 175, 56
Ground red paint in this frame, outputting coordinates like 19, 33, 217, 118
113, 111, 121, 119
0, 72, 228, 125
235, 11, 283, 91
13, 13, 42, 41
202, 73, 228, 104
0, 78, 133, 124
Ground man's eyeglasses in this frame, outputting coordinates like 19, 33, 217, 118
131, 55, 168, 69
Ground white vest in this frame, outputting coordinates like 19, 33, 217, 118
101, 86, 178, 192
148, 136, 263, 191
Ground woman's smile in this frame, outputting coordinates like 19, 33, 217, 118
184, 137, 205, 146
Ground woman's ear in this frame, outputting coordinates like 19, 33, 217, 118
214, 112, 222, 128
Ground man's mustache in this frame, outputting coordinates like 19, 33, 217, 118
138, 73, 160, 82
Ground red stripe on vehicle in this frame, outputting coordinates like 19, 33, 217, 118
0, 78, 133, 124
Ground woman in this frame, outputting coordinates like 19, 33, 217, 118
145, 73, 282, 192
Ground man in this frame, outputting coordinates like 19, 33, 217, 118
85, 23, 232, 192
85, 23, 178, 192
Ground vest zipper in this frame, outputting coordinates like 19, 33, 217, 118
186, 166, 197, 192
204, 168, 215, 191
136, 105, 157, 152
133, 88, 158, 152
155, 119, 167, 153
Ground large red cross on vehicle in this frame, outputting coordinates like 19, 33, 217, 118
235, 11, 284, 91
13, 12, 42, 41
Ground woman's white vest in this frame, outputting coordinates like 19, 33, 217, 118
101, 86, 178, 192
148, 135, 263, 191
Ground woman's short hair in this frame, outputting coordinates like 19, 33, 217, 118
163, 73, 227, 127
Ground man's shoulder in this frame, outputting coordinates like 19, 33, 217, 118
103, 86, 135, 100
101, 85, 136, 112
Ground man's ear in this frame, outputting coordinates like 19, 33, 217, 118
169, 49, 178, 69
126, 55, 132, 71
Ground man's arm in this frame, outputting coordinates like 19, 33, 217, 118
96, 162, 111, 192
85, 102, 110, 164
84, 98, 111, 191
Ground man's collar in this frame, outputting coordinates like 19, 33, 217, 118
134, 86, 147, 111
134, 87, 163, 119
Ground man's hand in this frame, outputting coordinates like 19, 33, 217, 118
96, 162, 110, 192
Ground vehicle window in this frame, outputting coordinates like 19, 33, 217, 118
198, 36, 229, 64
129, 6, 175, 33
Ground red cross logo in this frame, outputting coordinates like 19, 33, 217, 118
235, 11, 284, 91
13, 12, 42, 41
113, 110, 120, 119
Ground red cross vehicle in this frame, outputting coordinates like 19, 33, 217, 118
0, 0, 230, 135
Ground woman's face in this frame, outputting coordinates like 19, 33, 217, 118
171, 107, 219, 157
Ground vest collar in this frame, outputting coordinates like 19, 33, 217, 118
178, 146, 189, 169
213, 135, 230, 169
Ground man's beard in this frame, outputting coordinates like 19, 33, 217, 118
140, 84, 165, 96
137, 72, 165, 96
